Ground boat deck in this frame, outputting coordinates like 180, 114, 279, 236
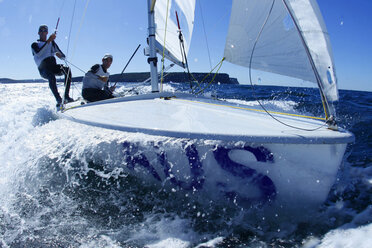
59, 92, 354, 144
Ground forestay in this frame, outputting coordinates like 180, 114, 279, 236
224, 0, 338, 102
154, 0, 196, 67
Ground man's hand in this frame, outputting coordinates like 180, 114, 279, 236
100, 76, 109, 83
47, 33, 56, 43
109, 86, 116, 92
55, 52, 65, 60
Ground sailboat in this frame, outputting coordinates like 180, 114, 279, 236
58, 0, 354, 213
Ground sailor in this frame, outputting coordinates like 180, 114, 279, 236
31, 24, 74, 108
82, 54, 116, 102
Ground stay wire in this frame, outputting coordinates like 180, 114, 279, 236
198, 0, 212, 71
61, 0, 80, 107
248, 0, 326, 131
178, 2, 223, 93
64, 58, 86, 75
71, 0, 91, 60
178, 28, 195, 90
61, 0, 92, 108
66, 0, 77, 58
193, 57, 225, 95
57, 0, 66, 24
55, 0, 68, 107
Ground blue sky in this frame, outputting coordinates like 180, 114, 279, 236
0, 0, 371, 92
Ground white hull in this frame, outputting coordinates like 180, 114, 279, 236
58, 93, 354, 213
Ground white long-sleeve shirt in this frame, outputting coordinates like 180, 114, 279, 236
82, 64, 110, 90
31, 40, 64, 68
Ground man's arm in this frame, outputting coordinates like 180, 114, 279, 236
31, 42, 47, 55
90, 64, 100, 74
52, 41, 66, 59
89, 64, 108, 83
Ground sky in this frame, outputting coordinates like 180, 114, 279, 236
0, 0, 371, 92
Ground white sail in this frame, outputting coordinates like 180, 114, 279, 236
154, 0, 196, 68
224, 0, 339, 101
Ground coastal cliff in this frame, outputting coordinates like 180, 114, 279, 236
72, 72, 239, 84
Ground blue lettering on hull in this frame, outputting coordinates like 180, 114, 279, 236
121, 141, 276, 205
213, 145, 276, 204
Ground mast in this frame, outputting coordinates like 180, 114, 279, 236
147, 0, 159, 92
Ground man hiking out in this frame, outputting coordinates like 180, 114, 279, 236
31, 24, 74, 108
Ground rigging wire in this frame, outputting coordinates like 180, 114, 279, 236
248, 0, 327, 131
64, 58, 86, 75
54, 0, 71, 107
175, 10, 195, 90
159, 1, 223, 93
66, 0, 77, 58
61, 0, 91, 105
192, 57, 225, 95
176, 1, 228, 93
71, 0, 91, 60
57, 1, 66, 26
174, 16, 221, 93
198, 0, 212, 71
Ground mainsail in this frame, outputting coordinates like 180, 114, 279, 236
224, 0, 339, 102
154, 0, 196, 68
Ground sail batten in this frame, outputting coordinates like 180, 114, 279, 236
224, 0, 339, 102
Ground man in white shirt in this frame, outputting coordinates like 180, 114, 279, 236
31, 25, 74, 107
82, 54, 116, 102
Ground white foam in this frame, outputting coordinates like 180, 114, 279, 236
146, 238, 189, 248
224, 98, 298, 113
195, 237, 224, 247
315, 223, 372, 248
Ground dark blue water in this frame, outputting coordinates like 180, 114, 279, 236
0, 82, 371, 247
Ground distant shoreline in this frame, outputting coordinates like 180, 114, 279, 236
0, 72, 239, 85
1, 77, 371, 93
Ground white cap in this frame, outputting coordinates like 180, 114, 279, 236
103, 53, 113, 60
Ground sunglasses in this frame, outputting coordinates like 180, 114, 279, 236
39, 29, 48, 32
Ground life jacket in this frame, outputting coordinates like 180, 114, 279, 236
82, 64, 110, 90
31, 40, 64, 69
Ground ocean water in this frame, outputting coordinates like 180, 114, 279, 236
0, 82, 371, 248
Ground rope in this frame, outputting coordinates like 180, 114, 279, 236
193, 57, 225, 95
248, 0, 327, 131
64, 58, 86, 74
